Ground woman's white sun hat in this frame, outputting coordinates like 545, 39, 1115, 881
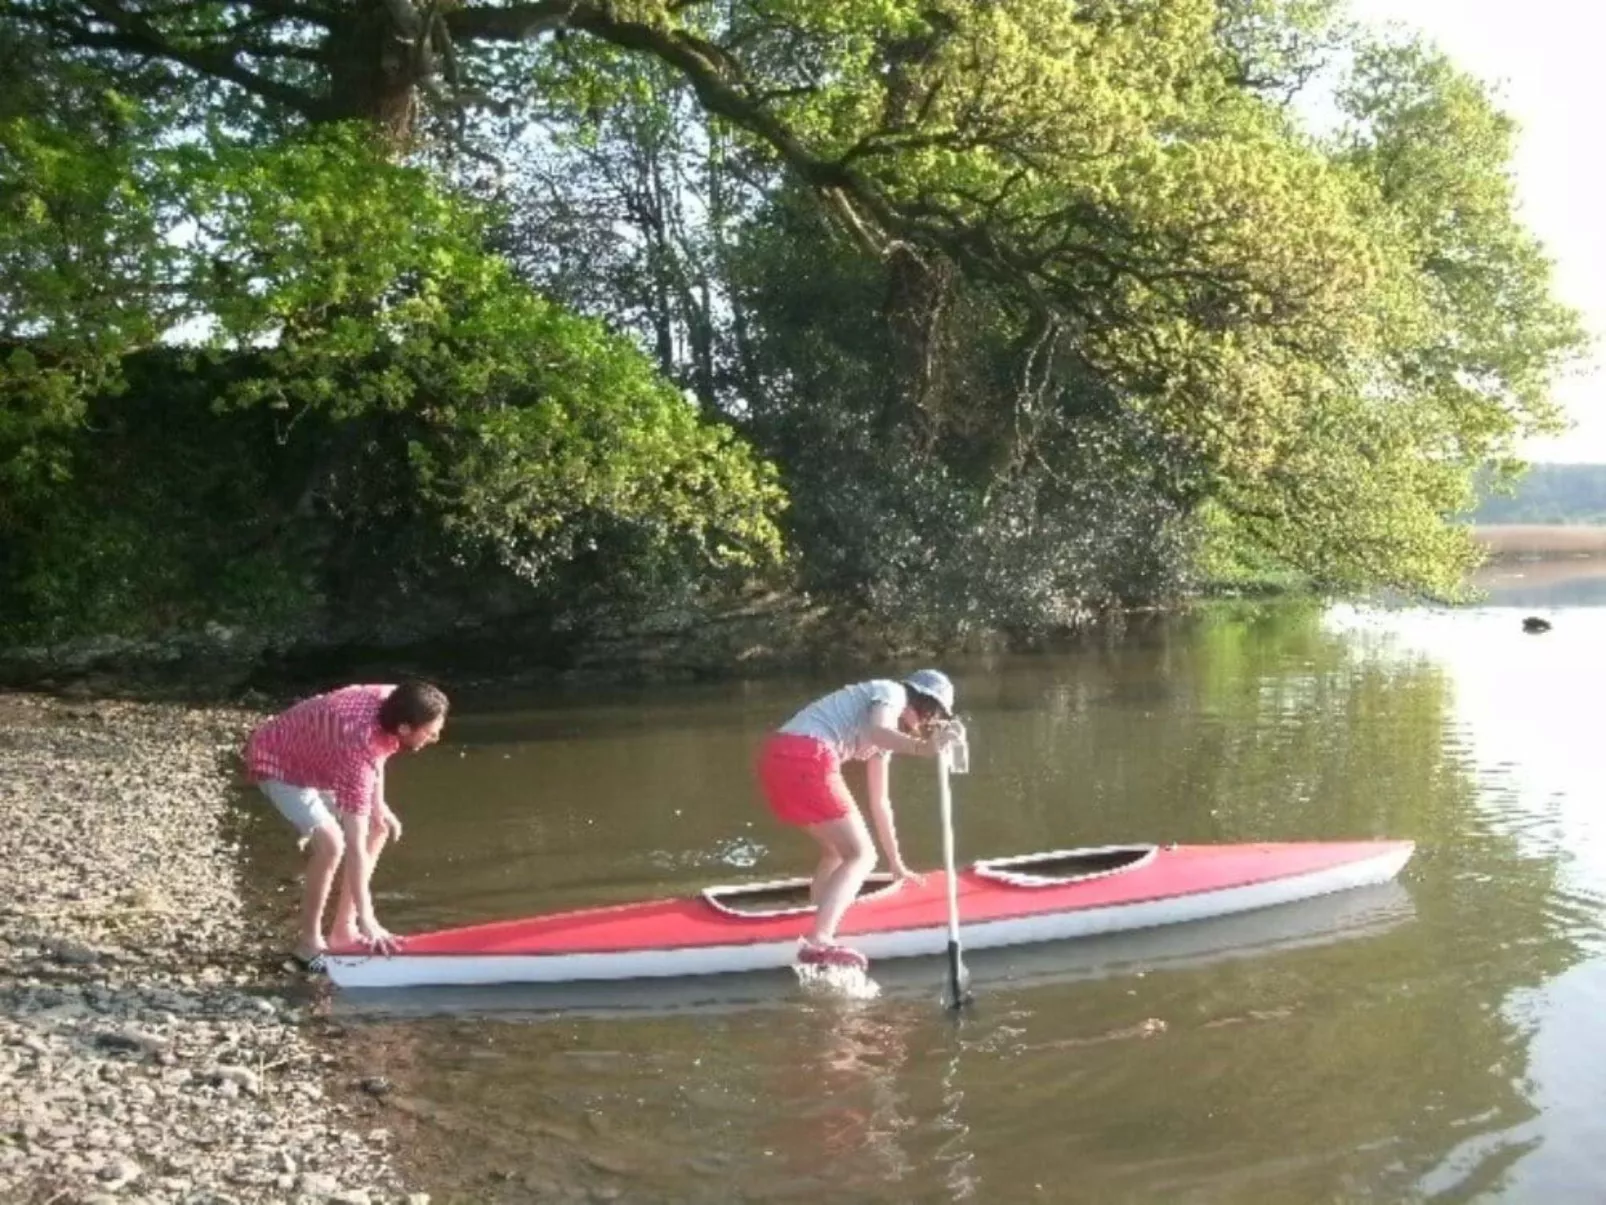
903, 669, 955, 718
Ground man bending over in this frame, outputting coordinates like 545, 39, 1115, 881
244, 680, 448, 969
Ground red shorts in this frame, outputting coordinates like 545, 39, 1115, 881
757, 733, 854, 826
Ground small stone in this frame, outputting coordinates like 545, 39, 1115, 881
296, 1171, 339, 1198
209, 1065, 262, 1095
147, 988, 196, 1014
329, 1191, 371, 1205
584, 1151, 635, 1177
405, 1195, 431, 1205
51, 940, 101, 965
356, 1075, 391, 1099
93, 1027, 165, 1057
98, 1155, 141, 1187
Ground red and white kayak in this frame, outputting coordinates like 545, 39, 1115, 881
325, 839, 1414, 990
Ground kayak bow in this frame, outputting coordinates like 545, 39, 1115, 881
325, 839, 1413, 990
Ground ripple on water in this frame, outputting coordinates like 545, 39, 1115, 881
793, 963, 884, 1001
645, 836, 769, 871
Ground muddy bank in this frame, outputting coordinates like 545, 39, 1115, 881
0, 693, 425, 1205
0, 588, 1091, 702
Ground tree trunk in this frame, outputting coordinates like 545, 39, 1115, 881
880, 246, 955, 445
322, 0, 431, 143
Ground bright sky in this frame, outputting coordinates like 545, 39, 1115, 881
1342, 0, 1606, 462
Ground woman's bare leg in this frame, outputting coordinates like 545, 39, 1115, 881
804, 813, 876, 945
811, 848, 844, 905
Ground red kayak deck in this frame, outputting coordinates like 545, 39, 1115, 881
372, 842, 1408, 958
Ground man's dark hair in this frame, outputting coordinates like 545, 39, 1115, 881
378, 679, 449, 732
906, 690, 945, 721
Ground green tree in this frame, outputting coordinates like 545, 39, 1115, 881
1, 100, 783, 641
0, 30, 183, 511
0, 1, 1588, 648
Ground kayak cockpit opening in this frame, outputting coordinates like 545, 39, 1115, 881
973, 845, 1157, 887
702, 873, 900, 918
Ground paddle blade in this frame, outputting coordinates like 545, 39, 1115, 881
945, 939, 973, 1011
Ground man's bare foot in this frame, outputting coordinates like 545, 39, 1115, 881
328, 927, 363, 952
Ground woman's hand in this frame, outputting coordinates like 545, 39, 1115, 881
892, 863, 927, 887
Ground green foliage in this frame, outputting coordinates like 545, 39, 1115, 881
0, 36, 182, 510
0, 352, 314, 642
0, 0, 1590, 655
1, 117, 784, 643
505, 1, 1585, 611
1189, 35, 1588, 597
177, 126, 783, 579
1336, 41, 1580, 454
727, 197, 1193, 635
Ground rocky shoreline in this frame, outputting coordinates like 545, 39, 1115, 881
0, 693, 424, 1205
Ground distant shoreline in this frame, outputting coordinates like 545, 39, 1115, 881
1471, 524, 1606, 561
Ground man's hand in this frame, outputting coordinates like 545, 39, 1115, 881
380, 807, 403, 843
358, 919, 402, 956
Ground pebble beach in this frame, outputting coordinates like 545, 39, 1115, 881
0, 692, 421, 1205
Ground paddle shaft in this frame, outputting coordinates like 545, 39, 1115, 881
937, 743, 972, 1009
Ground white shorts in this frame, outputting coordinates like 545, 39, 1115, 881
258, 780, 337, 837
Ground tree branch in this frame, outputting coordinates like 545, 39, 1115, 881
14, 0, 326, 116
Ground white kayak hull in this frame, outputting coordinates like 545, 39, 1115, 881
326, 840, 1413, 990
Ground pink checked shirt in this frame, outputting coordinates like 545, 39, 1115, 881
244, 685, 401, 817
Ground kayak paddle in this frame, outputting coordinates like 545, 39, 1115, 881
938, 722, 973, 1010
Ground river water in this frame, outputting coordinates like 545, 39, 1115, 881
242, 560, 1606, 1203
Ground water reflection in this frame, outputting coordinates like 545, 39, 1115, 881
760, 1003, 922, 1195
1324, 600, 1606, 1200
240, 600, 1597, 1203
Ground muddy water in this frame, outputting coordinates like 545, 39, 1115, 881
241, 564, 1606, 1203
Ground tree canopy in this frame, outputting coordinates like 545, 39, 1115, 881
0, 0, 1588, 650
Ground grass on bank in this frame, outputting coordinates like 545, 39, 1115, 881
1199, 523, 1606, 600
